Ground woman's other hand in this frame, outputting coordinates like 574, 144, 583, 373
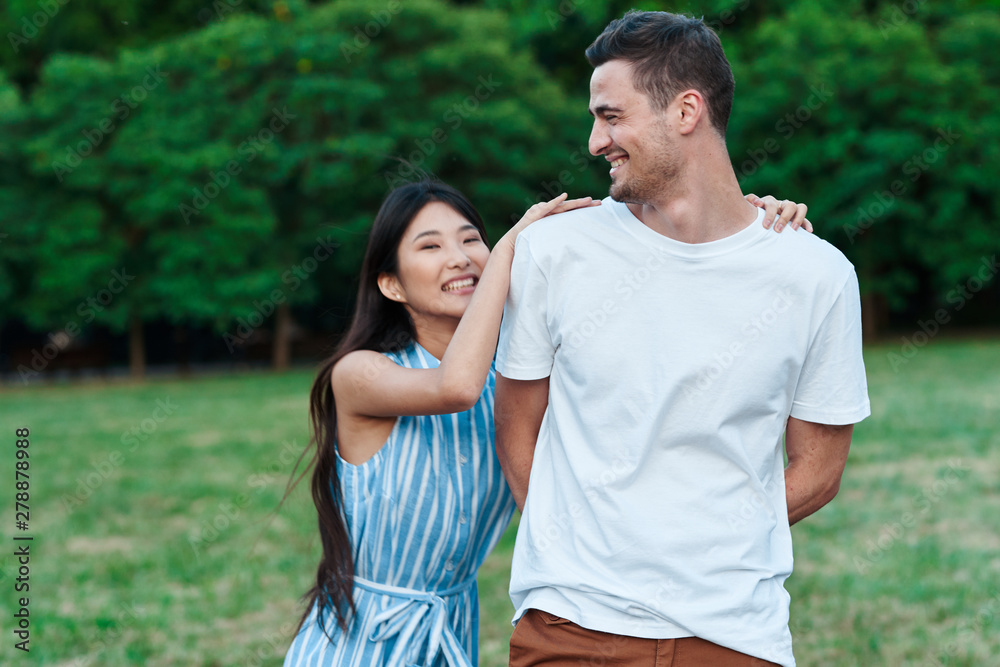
746, 193, 812, 233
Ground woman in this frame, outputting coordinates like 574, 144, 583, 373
283, 181, 808, 667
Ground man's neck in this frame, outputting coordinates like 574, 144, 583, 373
626, 161, 758, 244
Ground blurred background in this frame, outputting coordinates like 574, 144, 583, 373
1, 0, 997, 380
1, 1, 998, 665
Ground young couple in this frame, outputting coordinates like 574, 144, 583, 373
284, 10, 869, 667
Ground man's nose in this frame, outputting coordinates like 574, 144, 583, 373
589, 119, 611, 156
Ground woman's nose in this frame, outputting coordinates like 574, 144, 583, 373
446, 243, 472, 268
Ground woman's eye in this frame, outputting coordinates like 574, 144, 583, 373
464, 237, 482, 244
421, 244, 439, 250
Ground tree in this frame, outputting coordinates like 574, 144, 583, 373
729, 0, 1000, 336
11, 0, 609, 375
0, 0, 288, 93
0, 70, 32, 340
476, 0, 1000, 335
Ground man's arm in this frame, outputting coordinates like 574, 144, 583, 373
784, 416, 854, 525
494, 373, 549, 512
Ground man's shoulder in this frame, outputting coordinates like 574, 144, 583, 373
517, 197, 622, 248
770, 225, 857, 283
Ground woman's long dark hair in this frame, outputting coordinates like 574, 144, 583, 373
285, 180, 489, 640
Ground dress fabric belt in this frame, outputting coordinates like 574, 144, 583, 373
354, 575, 476, 667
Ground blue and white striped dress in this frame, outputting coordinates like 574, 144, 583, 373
284, 340, 516, 667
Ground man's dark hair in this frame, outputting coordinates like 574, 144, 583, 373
585, 10, 735, 138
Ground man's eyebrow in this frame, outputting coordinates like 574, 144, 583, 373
589, 104, 623, 118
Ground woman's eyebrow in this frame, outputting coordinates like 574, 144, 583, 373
412, 224, 478, 242
412, 229, 441, 242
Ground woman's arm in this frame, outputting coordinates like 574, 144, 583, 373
334, 194, 599, 418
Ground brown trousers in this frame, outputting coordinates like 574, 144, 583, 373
509, 609, 782, 667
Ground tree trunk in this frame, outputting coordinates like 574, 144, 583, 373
129, 313, 146, 379
273, 301, 292, 371
175, 324, 191, 377
861, 291, 888, 343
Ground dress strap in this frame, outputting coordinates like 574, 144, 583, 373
354, 576, 476, 667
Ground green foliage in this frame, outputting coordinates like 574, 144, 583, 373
1, 0, 997, 346
0, 0, 282, 92
729, 1, 999, 309
0, 70, 32, 321
4, 0, 608, 343
454, 0, 1000, 319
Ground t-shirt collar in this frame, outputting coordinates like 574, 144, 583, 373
607, 197, 768, 259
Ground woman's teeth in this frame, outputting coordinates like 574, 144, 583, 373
443, 278, 475, 292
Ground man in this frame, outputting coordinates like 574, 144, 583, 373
494, 10, 870, 667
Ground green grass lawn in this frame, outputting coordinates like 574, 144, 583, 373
0, 339, 998, 666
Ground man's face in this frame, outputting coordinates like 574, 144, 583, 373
588, 60, 680, 204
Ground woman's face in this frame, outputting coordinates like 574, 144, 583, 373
380, 201, 490, 322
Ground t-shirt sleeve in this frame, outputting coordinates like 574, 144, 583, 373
790, 268, 871, 425
496, 234, 555, 380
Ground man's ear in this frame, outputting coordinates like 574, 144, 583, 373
675, 89, 706, 135
377, 273, 407, 303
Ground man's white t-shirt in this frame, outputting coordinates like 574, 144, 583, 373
496, 198, 871, 667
